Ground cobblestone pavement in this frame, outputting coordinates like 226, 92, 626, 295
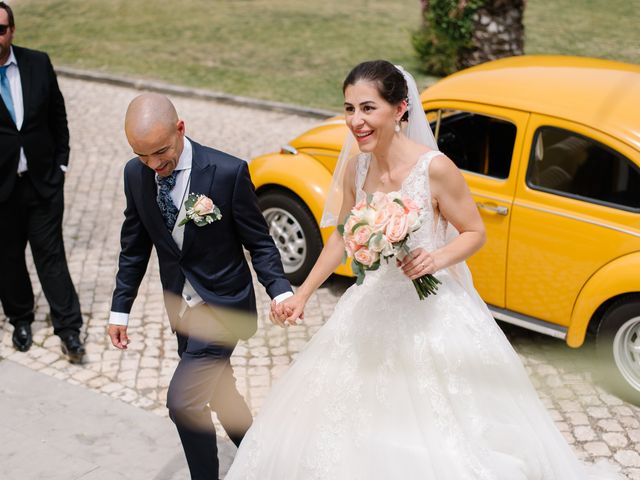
1, 77, 639, 478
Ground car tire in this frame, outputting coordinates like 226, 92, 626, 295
595, 296, 640, 403
258, 190, 323, 286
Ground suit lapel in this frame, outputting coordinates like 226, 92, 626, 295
181, 140, 216, 257
140, 166, 181, 257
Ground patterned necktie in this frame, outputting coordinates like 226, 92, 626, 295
157, 171, 179, 231
0, 65, 16, 125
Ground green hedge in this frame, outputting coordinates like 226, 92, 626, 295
412, 0, 484, 76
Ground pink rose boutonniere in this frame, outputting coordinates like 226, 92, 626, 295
178, 193, 222, 227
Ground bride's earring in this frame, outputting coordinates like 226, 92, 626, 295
394, 121, 401, 133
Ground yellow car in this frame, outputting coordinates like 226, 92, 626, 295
249, 56, 640, 398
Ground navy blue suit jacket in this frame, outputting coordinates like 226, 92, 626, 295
110, 139, 291, 337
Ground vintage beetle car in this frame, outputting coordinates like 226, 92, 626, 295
249, 56, 640, 398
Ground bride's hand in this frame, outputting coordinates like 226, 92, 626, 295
270, 300, 290, 327
398, 247, 439, 280
270, 295, 306, 327
281, 293, 306, 326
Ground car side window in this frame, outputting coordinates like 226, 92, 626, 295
427, 109, 517, 179
528, 127, 640, 211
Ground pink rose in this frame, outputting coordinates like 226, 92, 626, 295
372, 208, 391, 232
354, 247, 378, 267
193, 195, 215, 216
385, 214, 409, 243
353, 225, 373, 246
354, 198, 367, 211
383, 201, 404, 218
345, 238, 360, 257
402, 197, 420, 213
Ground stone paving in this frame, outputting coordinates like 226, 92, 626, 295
1, 77, 640, 478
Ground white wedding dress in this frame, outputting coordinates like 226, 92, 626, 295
226, 151, 621, 480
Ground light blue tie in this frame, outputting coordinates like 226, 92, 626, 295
0, 65, 16, 125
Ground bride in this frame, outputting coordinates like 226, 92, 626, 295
225, 60, 621, 479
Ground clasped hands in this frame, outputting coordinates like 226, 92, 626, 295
268, 248, 437, 328
270, 293, 305, 327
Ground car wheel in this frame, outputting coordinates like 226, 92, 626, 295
258, 191, 323, 286
596, 296, 640, 402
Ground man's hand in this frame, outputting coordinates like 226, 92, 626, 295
269, 295, 306, 327
281, 294, 306, 326
108, 324, 129, 350
269, 300, 291, 327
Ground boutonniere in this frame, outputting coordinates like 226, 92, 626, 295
178, 193, 222, 227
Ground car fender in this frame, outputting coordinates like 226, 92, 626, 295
567, 252, 640, 347
249, 152, 332, 224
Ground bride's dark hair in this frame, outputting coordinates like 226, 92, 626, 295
343, 60, 409, 121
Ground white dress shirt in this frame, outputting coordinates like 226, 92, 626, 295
109, 138, 291, 326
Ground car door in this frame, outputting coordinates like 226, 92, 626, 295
507, 114, 640, 326
427, 102, 529, 308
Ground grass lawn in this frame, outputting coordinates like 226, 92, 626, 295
11, 0, 639, 111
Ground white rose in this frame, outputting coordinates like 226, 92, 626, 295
369, 233, 391, 253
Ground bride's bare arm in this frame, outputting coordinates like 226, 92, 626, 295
402, 153, 486, 279
428, 154, 486, 269
278, 157, 358, 323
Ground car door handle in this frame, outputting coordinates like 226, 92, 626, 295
476, 202, 509, 216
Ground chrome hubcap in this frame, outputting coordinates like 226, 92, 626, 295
263, 207, 307, 274
613, 316, 640, 392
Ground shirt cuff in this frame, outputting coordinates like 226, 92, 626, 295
60, 165, 68, 173
109, 311, 129, 326
273, 291, 293, 304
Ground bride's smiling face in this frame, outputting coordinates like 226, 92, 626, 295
344, 80, 405, 153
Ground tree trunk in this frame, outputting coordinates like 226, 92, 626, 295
458, 0, 526, 69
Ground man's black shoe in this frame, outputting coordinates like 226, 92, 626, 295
12, 324, 33, 352
61, 332, 85, 364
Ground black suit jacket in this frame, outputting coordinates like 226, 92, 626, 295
0, 45, 69, 202
111, 139, 291, 338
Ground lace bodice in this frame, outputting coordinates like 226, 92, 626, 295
355, 151, 447, 253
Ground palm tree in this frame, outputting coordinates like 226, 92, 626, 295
458, 0, 526, 69
414, 0, 526, 75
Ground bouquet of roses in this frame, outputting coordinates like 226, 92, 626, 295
338, 191, 441, 299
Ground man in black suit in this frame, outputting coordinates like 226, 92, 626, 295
0, 2, 85, 361
107, 93, 293, 480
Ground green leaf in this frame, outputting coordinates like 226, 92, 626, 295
351, 261, 362, 275
352, 222, 368, 233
